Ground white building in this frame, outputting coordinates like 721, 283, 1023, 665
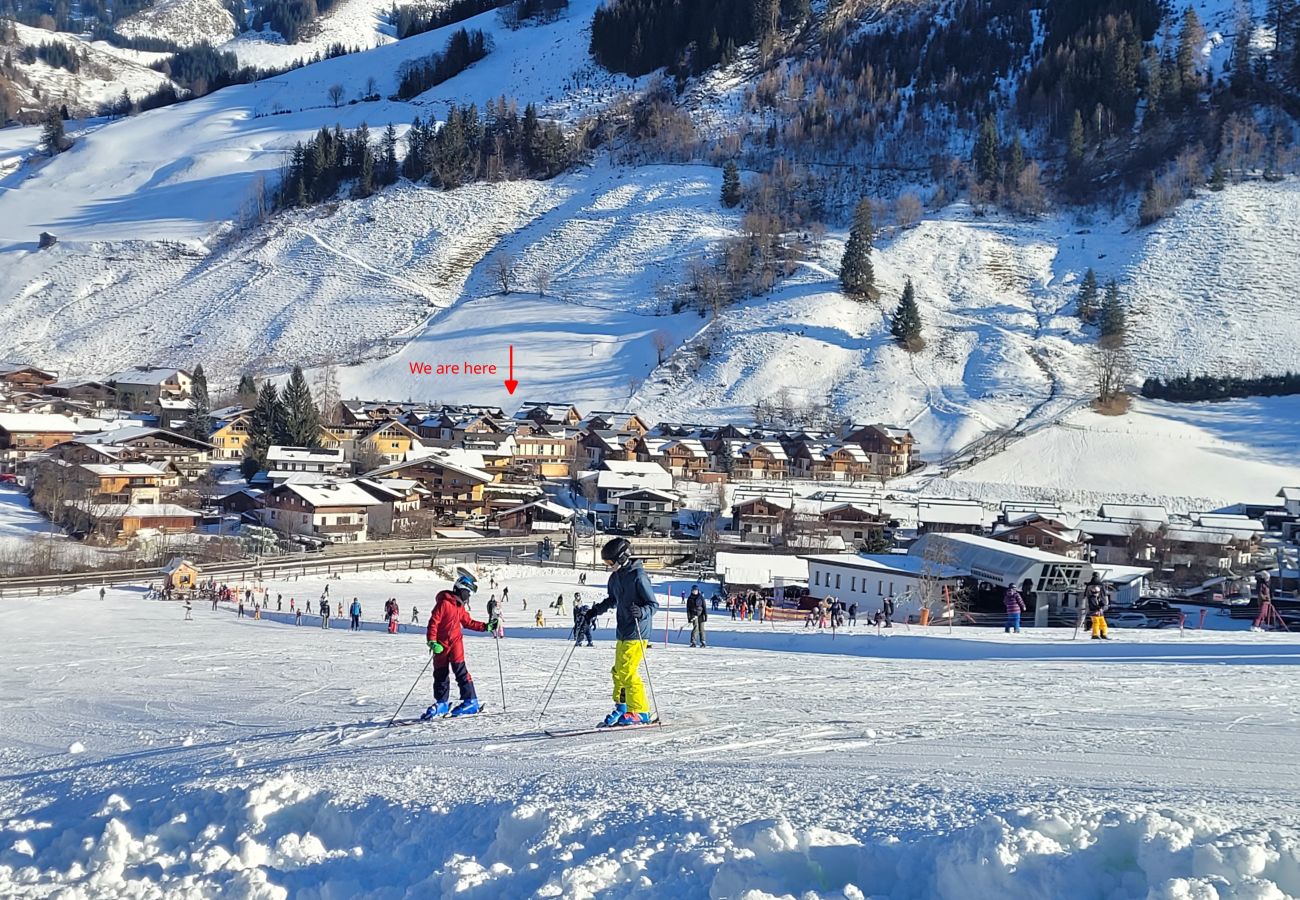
266, 446, 350, 482
801, 553, 966, 616
259, 481, 382, 543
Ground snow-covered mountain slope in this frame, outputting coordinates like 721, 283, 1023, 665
115, 0, 238, 49
1, 22, 175, 118
943, 394, 1300, 508
219, 0, 397, 67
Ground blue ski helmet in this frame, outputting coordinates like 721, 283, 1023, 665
452, 567, 478, 600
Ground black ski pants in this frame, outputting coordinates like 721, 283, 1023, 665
433, 657, 477, 704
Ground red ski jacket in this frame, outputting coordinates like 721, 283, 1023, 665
425, 590, 486, 661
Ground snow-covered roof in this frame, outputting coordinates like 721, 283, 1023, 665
714, 551, 809, 587
597, 461, 672, 493
801, 553, 966, 579
1090, 563, 1152, 585
71, 502, 199, 518
1098, 503, 1169, 525
110, 367, 188, 386
1163, 526, 1233, 546
909, 533, 1088, 589
280, 482, 383, 508
612, 488, 678, 504
1277, 487, 1300, 500
916, 501, 986, 527
501, 499, 574, 519
603, 460, 670, 475
267, 445, 346, 464
81, 462, 168, 476
733, 495, 793, 511
1076, 518, 1138, 539
0, 412, 97, 433
1192, 513, 1264, 539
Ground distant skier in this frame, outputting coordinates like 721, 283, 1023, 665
319, 597, 330, 629
1084, 574, 1110, 640
350, 598, 362, 631
574, 603, 594, 647
882, 594, 895, 628
686, 585, 707, 648
578, 538, 659, 726
848, 602, 858, 626
411, 606, 419, 624
99, 587, 106, 602
387, 599, 400, 634
422, 570, 499, 719
184, 598, 193, 621
277, 593, 283, 611
1003, 584, 1025, 634
1253, 572, 1275, 629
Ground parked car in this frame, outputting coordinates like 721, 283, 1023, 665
1109, 612, 1150, 628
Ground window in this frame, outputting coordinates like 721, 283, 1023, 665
834, 573, 841, 589
878, 580, 883, 595
814, 571, 821, 586
851, 576, 857, 591
1027, 535, 1037, 546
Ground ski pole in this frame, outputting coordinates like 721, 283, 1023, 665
389, 653, 433, 727
530, 636, 573, 718
494, 630, 506, 712
640, 639, 661, 722
535, 640, 579, 724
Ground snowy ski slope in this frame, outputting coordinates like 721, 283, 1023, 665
2, 577, 1299, 898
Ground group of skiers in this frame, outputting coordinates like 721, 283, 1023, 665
1002, 575, 1113, 638
419, 537, 659, 727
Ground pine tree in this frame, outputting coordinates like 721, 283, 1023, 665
840, 197, 875, 299
721, 160, 742, 208
236, 374, 258, 407
1066, 109, 1085, 175
1176, 7, 1206, 99
1230, 16, 1254, 95
1209, 161, 1226, 191
890, 278, 923, 351
245, 380, 284, 473
282, 365, 321, 446
1099, 279, 1126, 346
973, 114, 1000, 186
380, 123, 399, 185
1077, 268, 1099, 323
187, 363, 211, 441
41, 107, 68, 155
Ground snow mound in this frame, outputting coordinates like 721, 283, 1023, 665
3, 777, 1296, 899
66, 742, 85, 755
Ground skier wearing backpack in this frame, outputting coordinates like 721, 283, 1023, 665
685, 585, 707, 648
1084, 574, 1110, 640
422, 570, 500, 719
578, 538, 660, 726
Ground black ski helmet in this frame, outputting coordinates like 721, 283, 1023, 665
601, 537, 631, 566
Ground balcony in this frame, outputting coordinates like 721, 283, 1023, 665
316, 522, 365, 534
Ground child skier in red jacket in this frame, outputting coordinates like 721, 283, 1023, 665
422, 570, 500, 719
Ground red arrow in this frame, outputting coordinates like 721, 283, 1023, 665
504, 345, 518, 394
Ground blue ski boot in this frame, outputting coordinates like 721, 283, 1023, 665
601, 703, 627, 727
421, 702, 450, 720
617, 711, 652, 726
450, 698, 481, 717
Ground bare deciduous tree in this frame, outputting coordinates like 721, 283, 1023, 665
491, 251, 516, 294
327, 84, 344, 107
895, 191, 923, 228
532, 266, 552, 296
651, 329, 672, 365
1094, 344, 1129, 409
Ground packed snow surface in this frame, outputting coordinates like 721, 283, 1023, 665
3, 568, 1299, 898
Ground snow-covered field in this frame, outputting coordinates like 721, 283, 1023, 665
3, 568, 1300, 898
942, 394, 1300, 508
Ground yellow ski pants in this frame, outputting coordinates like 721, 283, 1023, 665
611, 639, 649, 714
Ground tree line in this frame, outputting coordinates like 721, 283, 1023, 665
275, 96, 576, 210
1140, 372, 1300, 403
590, 0, 809, 78
395, 27, 488, 100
